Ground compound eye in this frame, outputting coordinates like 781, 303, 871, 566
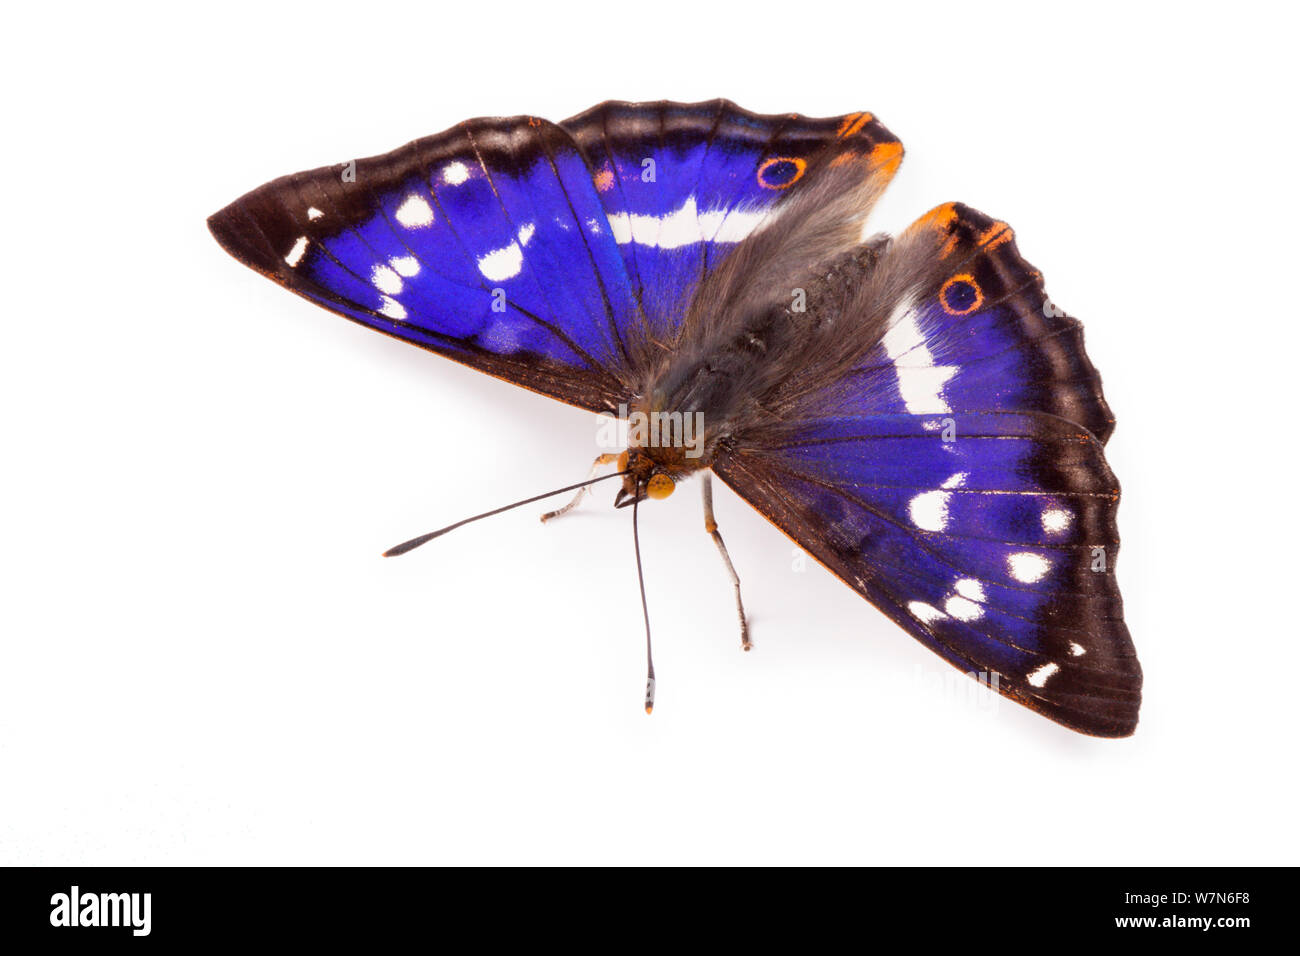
646, 474, 675, 500
616, 450, 629, 472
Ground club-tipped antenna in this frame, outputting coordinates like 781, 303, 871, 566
632, 482, 656, 714
383, 470, 628, 557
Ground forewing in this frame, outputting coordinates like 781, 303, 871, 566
209, 114, 645, 413
562, 100, 902, 350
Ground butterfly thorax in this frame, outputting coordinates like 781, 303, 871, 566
634, 302, 791, 446
635, 237, 892, 465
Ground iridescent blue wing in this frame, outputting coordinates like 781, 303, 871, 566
562, 100, 901, 347
209, 114, 639, 412
209, 101, 901, 413
713, 204, 1140, 737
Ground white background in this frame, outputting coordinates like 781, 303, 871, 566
3, 1, 1296, 865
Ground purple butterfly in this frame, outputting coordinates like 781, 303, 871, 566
209, 99, 1140, 736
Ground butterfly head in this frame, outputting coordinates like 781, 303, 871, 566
613, 449, 678, 508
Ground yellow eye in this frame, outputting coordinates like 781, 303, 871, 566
646, 474, 675, 500
616, 450, 629, 472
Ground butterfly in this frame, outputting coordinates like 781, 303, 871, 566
209, 99, 1141, 737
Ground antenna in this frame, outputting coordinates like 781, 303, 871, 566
632, 482, 656, 714
383, 470, 627, 557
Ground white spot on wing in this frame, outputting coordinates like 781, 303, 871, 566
907, 472, 968, 532
880, 296, 958, 413
379, 296, 406, 320
1042, 508, 1072, 533
478, 242, 524, 282
307, 207, 323, 221
1069, 642, 1086, 657
1026, 662, 1060, 688
390, 256, 420, 277
606, 195, 771, 250
944, 596, 984, 622
908, 601, 946, 624
371, 264, 402, 295
442, 161, 470, 185
284, 236, 309, 267
517, 222, 535, 245
705, 205, 773, 242
954, 578, 985, 602
1008, 552, 1051, 583
607, 212, 630, 243
395, 193, 434, 228
908, 490, 951, 532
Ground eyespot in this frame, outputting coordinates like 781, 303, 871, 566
646, 474, 675, 500
939, 274, 983, 316
757, 156, 806, 190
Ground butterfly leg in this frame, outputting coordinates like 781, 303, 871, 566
701, 473, 751, 651
540, 452, 621, 522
